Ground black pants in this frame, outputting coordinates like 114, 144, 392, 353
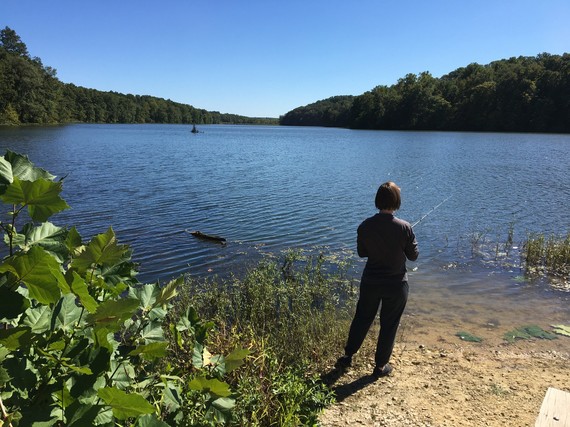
344, 280, 408, 367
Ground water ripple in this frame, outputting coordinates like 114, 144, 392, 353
0, 125, 568, 303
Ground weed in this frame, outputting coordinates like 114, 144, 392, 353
522, 232, 570, 278
490, 383, 509, 397
174, 251, 357, 425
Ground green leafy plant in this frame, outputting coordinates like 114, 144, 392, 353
523, 232, 570, 277
182, 249, 355, 368
178, 250, 352, 425
551, 324, 570, 337
503, 325, 558, 343
455, 331, 483, 343
0, 151, 247, 426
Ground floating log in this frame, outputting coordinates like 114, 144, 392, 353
188, 230, 226, 244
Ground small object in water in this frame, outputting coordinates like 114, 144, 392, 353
191, 124, 199, 133
189, 230, 226, 244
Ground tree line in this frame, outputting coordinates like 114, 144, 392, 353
280, 53, 570, 133
0, 27, 277, 126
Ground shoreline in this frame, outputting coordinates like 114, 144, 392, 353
319, 316, 570, 426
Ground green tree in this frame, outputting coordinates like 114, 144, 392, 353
0, 26, 29, 58
0, 103, 20, 124
0, 28, 277, 126
283, 54, 570, 133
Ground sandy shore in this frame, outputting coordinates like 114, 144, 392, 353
318, 315, 570, 427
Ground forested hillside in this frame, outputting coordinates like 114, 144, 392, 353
0, 27, 277, 125
280, 53, 570, 133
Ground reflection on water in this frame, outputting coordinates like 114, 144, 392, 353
0, 124, 568, 331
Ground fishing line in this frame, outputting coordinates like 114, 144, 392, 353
409, 196, 451, 272
411, 196, 452, 229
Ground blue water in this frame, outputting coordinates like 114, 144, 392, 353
0, 124, 569, 326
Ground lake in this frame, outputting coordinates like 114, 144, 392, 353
0, 124, 568, 338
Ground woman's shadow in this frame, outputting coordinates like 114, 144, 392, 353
320, 367, 378, 402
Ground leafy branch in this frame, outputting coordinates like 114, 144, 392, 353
0, 151, 248, 426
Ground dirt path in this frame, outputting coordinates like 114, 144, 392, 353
319, 318, 570, 427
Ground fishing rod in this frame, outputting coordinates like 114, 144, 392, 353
408, 196, 452, 273
411, 196, 452, 228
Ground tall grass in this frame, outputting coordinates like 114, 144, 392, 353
172, 250, 358, 426
523, 232, 570, 277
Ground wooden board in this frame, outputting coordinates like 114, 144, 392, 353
535, 387, 570, 427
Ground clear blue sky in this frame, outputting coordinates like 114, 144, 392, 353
2, 0, 569, 118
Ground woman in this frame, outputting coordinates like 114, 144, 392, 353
337, 181, 418, 378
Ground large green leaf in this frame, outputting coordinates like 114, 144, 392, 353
1, 177, 70, 222
71, 227, 130, 274
69, 272, 98, 313
65, 226, 84, 256
0, 365, 10, 386
224, 347, 250, 373
0, 345, 10, 361
65, 401, 106, 427
209, 397, 235, 424
11, 222, 70, 262
51, 294, 83, 331
211, 397, 235, 412
0, 326, 32, 350
99, 247, 138, 287
87, 298, 140, 329
129, 342, 168, 360
4, 150, 55, 181
0, 150, 56, 195
109, 360, 136, 389
140, 322, 165, 343
176, 306, 200, 332
60, 359, 93, 375
94, 327, 118, 353
155, 277, 181, 307
158, 382, 182, 413
136, 414, 171, 427
0, 246, 65, 304
97, 387, 155, 420
3, 354, 39, 390
130, 284, 158, 310
91, 275, 128, 298
22, 305, 52, 333
188, 376, 232, 398
0, 156, 13, 194
176, 306, 214, 343
192, 342, 204, 368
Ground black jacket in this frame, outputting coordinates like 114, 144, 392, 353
357, 212, 419, 284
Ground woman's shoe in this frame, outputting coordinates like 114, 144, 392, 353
372, 363, 393, 378
335, 355, 352, 369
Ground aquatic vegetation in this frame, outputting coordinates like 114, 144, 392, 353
523, 233, 570, 279
455, 226, 568, 292
503, 325, 558, 343
551, 324, 570, 337
455, 331, 483, 342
